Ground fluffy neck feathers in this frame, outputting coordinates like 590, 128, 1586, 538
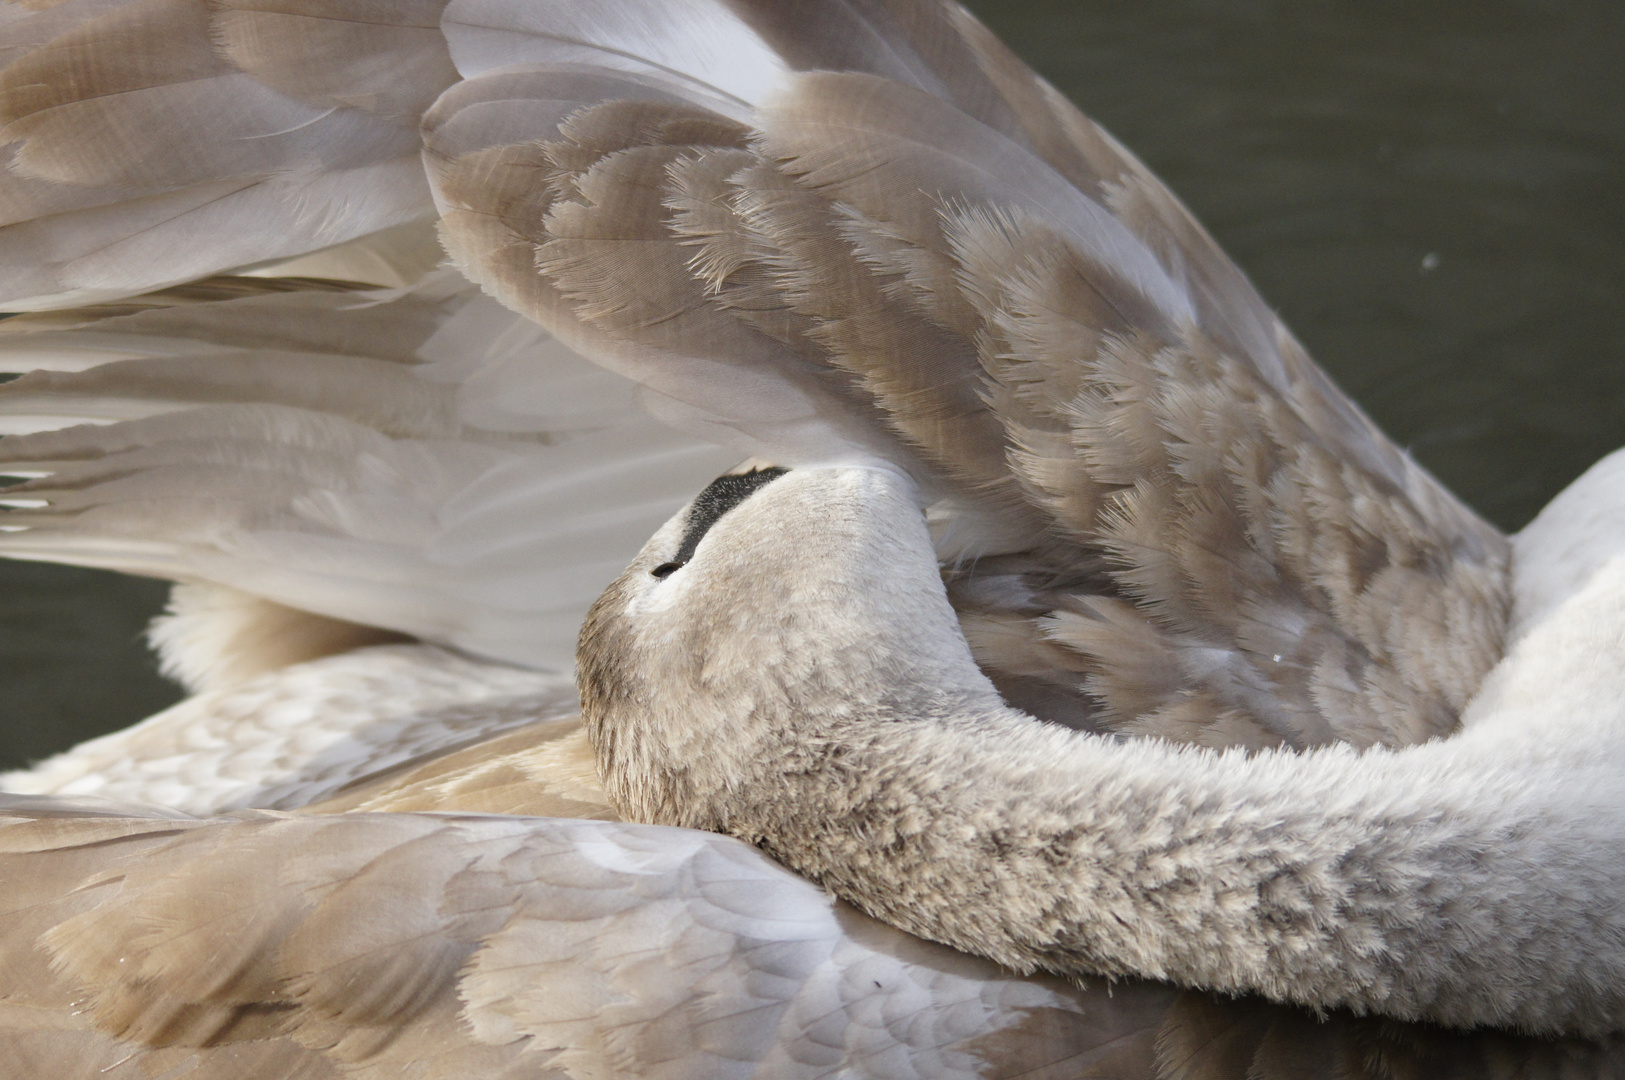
580, 465, 1625, 1037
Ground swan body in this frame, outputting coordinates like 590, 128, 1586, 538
0, 459, 1618, 1072
0, 0, 1618, 1073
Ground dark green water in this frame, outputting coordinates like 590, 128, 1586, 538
976, 0, 1624, 525
1, 0, 1620, 769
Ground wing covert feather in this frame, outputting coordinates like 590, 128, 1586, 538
0, 803, 1157, 1079
423, 6, 1510, 748
2, 643, 579, 813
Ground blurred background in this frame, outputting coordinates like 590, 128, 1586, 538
1, 0, 1620, 769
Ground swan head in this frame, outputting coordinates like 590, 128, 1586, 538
578, 465, 1010, 828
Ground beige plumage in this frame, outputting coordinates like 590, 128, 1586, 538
421, 2, 1507, 748
3, 797, 1187, 1079
5, 673, 1624, 1077
0, 0, 1617, 1075
2, 0, 1508, 747
0, 0, 452, 307
581, 464, 1625, 1038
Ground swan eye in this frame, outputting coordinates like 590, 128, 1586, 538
651, 562, 682, 579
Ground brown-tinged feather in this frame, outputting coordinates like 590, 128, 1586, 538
423, 5, 1513, 748
0, 1, 1575, 1072
307, 715, 617, 819
0, 0, 445, 308
213, 0, 457, 122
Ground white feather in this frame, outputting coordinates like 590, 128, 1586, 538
0, 164, 435, 310
1510, 447, 1625, 642
2, 643, 576, 812
0, 275, 737, 669
441, 0, 789, 111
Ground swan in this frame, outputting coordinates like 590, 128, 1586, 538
0, 0, 1619, 1072
580, 459, 1625, 1037
1, 459, 1622, 1076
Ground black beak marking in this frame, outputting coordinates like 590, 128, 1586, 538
650, 467, 789, 579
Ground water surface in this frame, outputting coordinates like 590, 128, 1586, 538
1, 0, 1619, 768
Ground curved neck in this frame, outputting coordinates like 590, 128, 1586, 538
582, 466, 1625, 1037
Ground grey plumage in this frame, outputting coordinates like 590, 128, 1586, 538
0, 269, 737, 669
0, 0, 1514, 745
3, 642, 579, 812
4, 707, 1622, 1078
0, 796, 1174, 1080
0, 0, 1605, 1074
0, 0, 451, 308
578, 464, 1625, 1041
423, 4, 1510, 748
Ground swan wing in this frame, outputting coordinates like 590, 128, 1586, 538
0, 0, 459, 310
0, 270, 737, 670
1, 0, 1513, 746
424, 0, 1510, 750
0, 798, 1175, 1080
1, 643, 581, 814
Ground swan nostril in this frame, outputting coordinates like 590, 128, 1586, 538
651, 562, 683, 579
